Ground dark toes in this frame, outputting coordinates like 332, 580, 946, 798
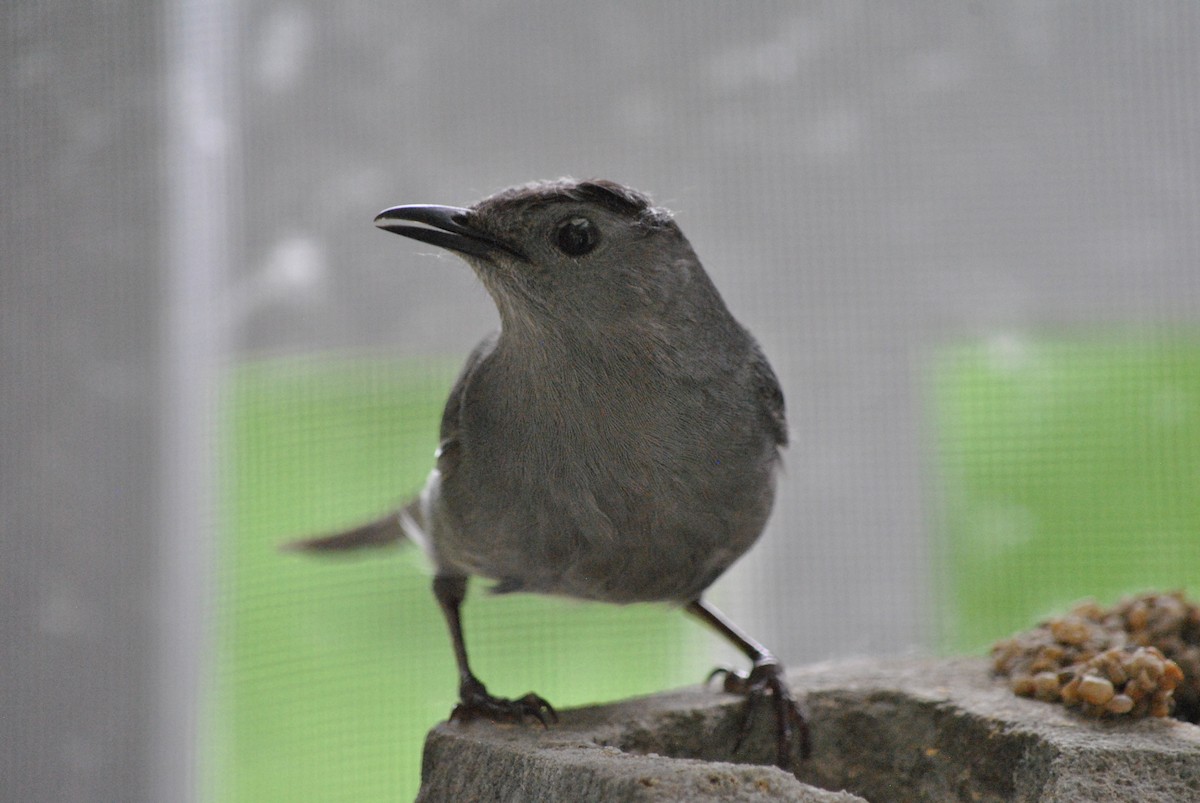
707, 660, 811, 770
767, 684, 811, 766
516, 693, 557, 727
450, 689, 557, 728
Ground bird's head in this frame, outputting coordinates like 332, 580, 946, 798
375, 179, 725, 338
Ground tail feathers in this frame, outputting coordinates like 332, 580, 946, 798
280, 507, 412, 553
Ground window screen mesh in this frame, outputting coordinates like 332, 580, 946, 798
5, 4, 1199, 801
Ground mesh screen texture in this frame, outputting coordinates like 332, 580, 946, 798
6, 4, 1199, 801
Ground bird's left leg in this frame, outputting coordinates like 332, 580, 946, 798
686, 597, 811, 770
433, 574, 556, 726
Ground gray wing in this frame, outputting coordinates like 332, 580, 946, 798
749, 338, 788, 448
436, 331, 499, 478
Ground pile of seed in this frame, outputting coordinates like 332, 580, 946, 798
991, 591, 1200, 722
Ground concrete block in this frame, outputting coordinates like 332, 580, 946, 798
417, 657, 1200, 801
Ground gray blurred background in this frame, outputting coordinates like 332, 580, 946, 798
4, 2, 1199, 801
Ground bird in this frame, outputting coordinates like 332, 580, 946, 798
286, 178, 810, 769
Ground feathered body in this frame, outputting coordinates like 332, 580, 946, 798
403, 180, 786, 603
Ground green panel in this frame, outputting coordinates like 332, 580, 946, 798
933, 335, 1200, 653
209, 356, 699, 801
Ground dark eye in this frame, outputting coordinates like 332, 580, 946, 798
554, 217, 599, 256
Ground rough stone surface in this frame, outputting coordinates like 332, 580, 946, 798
417, 657, 1200, 802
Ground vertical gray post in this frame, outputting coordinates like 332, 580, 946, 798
158, 1, 236, 800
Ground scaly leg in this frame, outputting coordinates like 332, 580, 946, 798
432, 574, 556, 726
686, 598, 811, 769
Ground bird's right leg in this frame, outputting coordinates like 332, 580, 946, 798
686, 598, 811, 770
432, 574, 557, 726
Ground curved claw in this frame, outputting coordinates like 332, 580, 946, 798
515, 692, 558, 727
706, 666, 731, 687
708, 659, 811, 770
707, 666, 754, 695
450, 684, 557, 728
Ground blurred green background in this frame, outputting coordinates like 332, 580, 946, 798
211, 357, 703, 801
934, 335, 1200, 652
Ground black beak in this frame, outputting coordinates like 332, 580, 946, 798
373, 205, 524, 261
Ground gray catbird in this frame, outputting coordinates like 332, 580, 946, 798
287, 178, 809, 768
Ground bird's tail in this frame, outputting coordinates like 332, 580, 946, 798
280, 499, 422, 553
